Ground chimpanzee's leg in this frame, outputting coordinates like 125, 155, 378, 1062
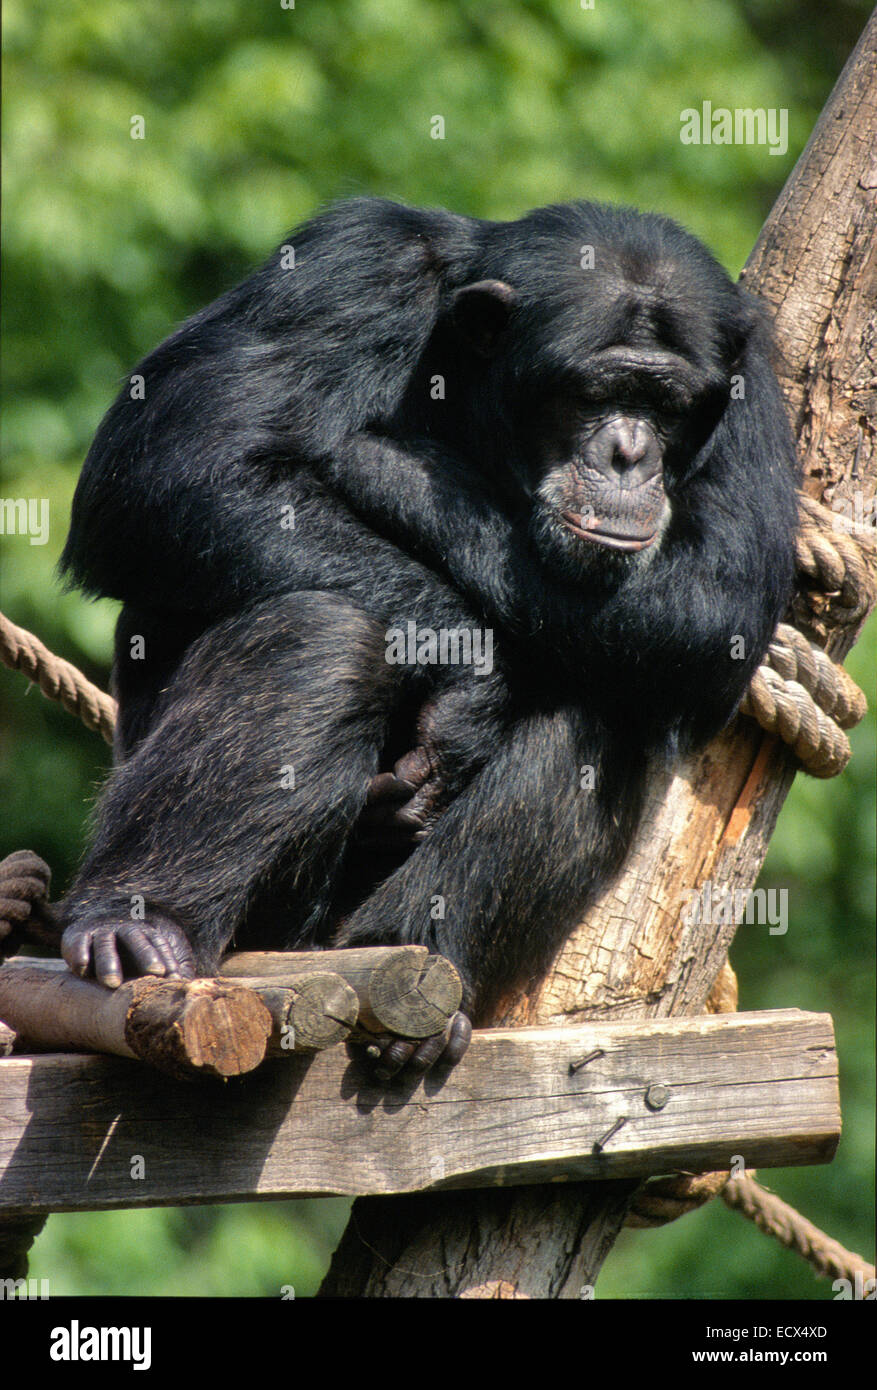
338, 706, 644, 1045
60, 591, 402, 987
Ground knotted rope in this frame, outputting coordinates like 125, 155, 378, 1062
741, 623, 866, 776
739, 491, 873, 774
796, 493, 876, 626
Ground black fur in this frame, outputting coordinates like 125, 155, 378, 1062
59, 196, 799, 1023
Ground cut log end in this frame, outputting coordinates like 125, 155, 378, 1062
366, 946, 462, 1038
262, 973, 360, 1053
124, 978, 272, 1079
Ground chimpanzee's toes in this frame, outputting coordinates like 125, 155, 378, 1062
363, 1011, 472, 1082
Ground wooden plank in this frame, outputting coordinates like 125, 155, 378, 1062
0, 1009, 838, 1215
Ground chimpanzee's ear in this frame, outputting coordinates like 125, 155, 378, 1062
451, 280, 518, 354
727, 285, 764, 365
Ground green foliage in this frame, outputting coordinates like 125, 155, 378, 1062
2, 0, 872, 1299
29, 1198, 352, 1297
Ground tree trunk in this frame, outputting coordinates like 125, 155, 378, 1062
320, 13, 877, 1299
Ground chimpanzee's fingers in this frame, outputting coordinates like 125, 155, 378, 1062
409, 1013, 472, 1072
443, 1012, 473, 1065
393, 746, 432, 787
140, 929, 186, 979
406, 1030, 451, 1073
147, 917, 198, 978
90, 927, 129, 988
365, 771, 417, 805
363, 1010, 473, 1082
112, 924, 173, 983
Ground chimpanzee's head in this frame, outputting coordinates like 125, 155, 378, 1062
448, 201, 760, 582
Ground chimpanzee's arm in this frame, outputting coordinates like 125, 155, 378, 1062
316, 432, 534, 632
321, 388, 798, 750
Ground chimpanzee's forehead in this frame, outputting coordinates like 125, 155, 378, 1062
483, 202, 733, 307
510, 254, 726, 350
502, 257, 733, 381
531, 242, 727, 313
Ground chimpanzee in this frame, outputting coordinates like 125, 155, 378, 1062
58, 196, 799, 1074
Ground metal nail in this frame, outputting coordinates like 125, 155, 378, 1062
569, 1047, 604, 1074
593, 1116, 627, 1152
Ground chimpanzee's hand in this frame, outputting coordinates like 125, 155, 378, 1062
356, 746, 445, 854
358, 1010, 472, 1082
61, 912, 197, 989
0, 850, 55, 960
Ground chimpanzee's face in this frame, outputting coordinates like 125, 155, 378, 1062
527, 345, 726, 577
448, 230, 750, 584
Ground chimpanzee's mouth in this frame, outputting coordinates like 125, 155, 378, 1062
561, 511, 659, 552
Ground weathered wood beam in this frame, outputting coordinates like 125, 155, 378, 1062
0, 1010, 838, 1216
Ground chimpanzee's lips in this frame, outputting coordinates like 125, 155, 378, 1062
561, 511, 658, 552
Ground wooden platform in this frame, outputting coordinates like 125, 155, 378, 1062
0, 1009, 839, 1215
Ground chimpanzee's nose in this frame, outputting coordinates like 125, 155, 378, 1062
609, 420, 650, 471
586, 417, 662, 485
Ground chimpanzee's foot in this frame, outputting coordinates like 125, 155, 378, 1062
359, 1010, 472, 1082
61, 912, 197, 989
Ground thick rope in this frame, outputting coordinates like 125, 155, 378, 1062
761, 622, 867, 727
0, 610, 116, 744
740, 490, 873, 776
741, 665, 854, 777
0, 849, 51, 933
722, 1175, 876, 1285
0, 850, 60, 959
626, 1170, 730, 1227
796, 494, 877, 626
631, 1171, 876, 1284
